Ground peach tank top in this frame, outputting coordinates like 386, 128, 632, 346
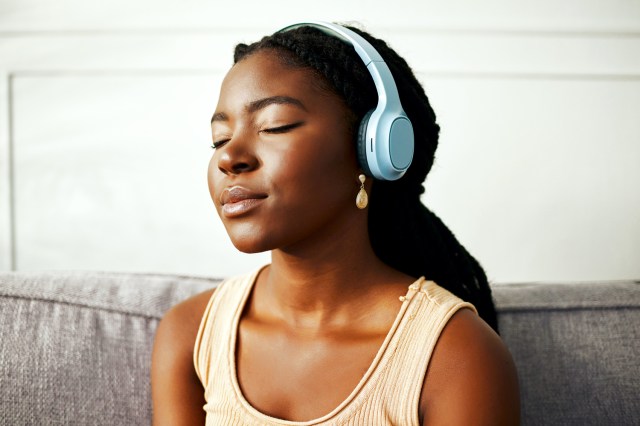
193, 268, 476, 425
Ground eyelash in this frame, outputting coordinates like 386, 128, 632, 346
211, 122, 303, 150
211, 140, 228, 149
262, 122, 303, 134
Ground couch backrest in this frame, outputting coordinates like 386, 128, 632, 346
493, 280, 639, 425
0, 271, 217, 426
0, 272, 638, 425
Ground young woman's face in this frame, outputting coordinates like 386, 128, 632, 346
208, 50, 363, 253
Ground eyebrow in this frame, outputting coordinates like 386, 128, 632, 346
210, 96, 307, 124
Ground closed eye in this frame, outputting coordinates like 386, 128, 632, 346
211, 139, 230, 149
261, 122, 304, 134
211, 122, 304, 149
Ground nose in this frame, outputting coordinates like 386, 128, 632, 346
216, 136, 259, 176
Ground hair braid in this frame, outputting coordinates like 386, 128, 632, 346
233, 24, 498, 332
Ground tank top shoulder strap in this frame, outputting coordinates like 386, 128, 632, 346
359, 278, 477, 424
193, 268, 262, 389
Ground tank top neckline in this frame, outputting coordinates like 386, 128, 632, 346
226, 266, 427, 425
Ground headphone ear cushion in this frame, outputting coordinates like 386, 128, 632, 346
357, 110, 374, 177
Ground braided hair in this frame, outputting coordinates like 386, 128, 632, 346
233, 25, 498, 332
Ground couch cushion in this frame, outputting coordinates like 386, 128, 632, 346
0, 271, 217, 426
494, 281, 639, 426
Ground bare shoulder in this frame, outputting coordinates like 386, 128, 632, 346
420, 308, 520, 425
157, 287, 217, 344
153, 287, 217, 376
151, 287, 216, 426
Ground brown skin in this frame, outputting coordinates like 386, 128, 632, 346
151, 51, 520, 425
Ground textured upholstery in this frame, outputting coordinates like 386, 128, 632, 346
494, 281, 639, 425
0, 272, 217, 426
0, 272, 638, 425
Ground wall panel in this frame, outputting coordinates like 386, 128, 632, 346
11, 73, 269, 275
422, 77, 640, 282
0, 1, 638, 281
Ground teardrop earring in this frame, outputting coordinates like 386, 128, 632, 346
356, 174, 368, 209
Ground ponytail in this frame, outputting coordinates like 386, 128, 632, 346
369, 182, 498, 331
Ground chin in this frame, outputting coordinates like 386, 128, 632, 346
226, 228, 276, 254
231, 240, 271, 254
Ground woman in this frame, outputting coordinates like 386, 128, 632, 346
152, 22, 520, 425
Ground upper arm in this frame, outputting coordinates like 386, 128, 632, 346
420, 309, 520, 426
151, 289, 214, 426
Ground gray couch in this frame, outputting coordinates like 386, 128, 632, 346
0, 271, 638, 425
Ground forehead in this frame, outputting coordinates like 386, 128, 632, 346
217, 50, 331, 109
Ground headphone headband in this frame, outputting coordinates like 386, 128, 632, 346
279, 21, 384, 65
277, 22, 402, 113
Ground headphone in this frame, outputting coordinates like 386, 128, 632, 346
278, 21, 414, 181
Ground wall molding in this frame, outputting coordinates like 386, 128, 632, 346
0, 27, 639, 38
11, 69, 640, 81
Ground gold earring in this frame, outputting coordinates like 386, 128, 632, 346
356, 174, 368, 209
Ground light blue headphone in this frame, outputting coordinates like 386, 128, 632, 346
278, 21, 414, 181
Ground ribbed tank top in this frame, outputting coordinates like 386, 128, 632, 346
193, 268, 476, 425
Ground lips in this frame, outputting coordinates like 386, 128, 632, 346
220, 186, 268, 217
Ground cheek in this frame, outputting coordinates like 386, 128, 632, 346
271, 122, 357, 179
262, 135, 358, 215
207, 155, 221, 211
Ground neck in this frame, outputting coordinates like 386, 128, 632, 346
253, 216, 409, 332
270, 236, 378, 305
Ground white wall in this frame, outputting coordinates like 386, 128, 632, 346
1, 0, 638, 283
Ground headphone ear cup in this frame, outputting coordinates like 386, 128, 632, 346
357, 110, 374, 177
